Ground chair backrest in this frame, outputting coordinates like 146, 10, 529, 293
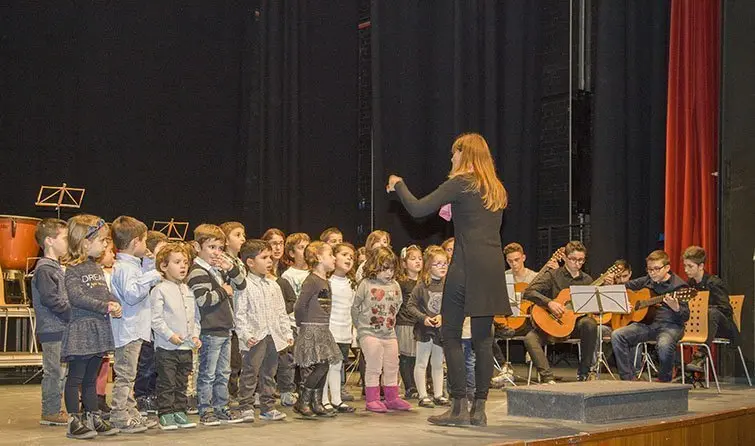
681, 291, 710, 344
729, 295, 745, 332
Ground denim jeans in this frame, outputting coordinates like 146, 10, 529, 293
41, 341, 66, 416
461, 339, 476, 397
198, 334, 232, 414
111, 339, 143, 423
611, 322, 684, 382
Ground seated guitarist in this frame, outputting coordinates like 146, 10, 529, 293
609, 250, 690, 382
522, 241, 597, 383
682, 246, 739, 372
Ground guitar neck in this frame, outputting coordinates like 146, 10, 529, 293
636, 290, 683, 309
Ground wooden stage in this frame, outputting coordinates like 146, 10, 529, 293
0, 367, 753, 445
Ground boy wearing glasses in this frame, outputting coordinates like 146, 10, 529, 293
609, 250, 689, 382
522, 241, 598, 383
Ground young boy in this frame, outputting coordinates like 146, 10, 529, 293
235, 240, 294, 422
134, 230, 169, 415
109, 216, 163, 433
319, 227, 343, 248
32, 218, 71, 426
188, 224, 246, 425
682, 246, 738, 372
611, 250, 690, 382
219, 221, 247, 403
150, 243, 200, 430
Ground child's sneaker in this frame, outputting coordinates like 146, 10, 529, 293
141, 415, 158, 429
113, 416, 148, 434
66, 413, 97, 440
215, 407, 244, 424
418, 397, 435, 408
200, 411, 221, 426
280, 391, 296, 407
259, 409, 287, 421
159, 413, 178, 431
186, 395, 199, 415
240, 409, 256, 422
433, 396, 450, 406
174, 412, 197, 429
40, 411, 68, 426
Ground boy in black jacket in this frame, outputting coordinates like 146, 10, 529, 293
32, 218, 72, 426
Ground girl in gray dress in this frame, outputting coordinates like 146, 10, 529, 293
387, 133, 510, 427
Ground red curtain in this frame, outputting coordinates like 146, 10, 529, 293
664, 0, 720, 275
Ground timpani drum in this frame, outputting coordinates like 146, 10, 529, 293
0, 215, 42, 271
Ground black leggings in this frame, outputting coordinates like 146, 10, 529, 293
302, 362, 329, 389
65, 356, 102, 414
440, 284, 494, 400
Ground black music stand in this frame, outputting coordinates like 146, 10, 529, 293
571, 285, 630, 379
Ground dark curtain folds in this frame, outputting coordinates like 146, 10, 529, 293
664, 0, 720, 275
590, 0, 671, 274
372, 0, 543, 254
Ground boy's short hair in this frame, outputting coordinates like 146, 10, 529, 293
304, 241, 328, 269
146, 230, 169, 253
155, 242, 190, 275
284, 232, 311, 264
240, 239, 271, 264
220, 221, 245, 238
682, 246, 706, 265
564, 241, 587, 257
646, 250, 670, 266
615, 259, 632, 272
503, 242, 525, 257
112, 216, 148, 250
193, 223, 226, 247
319, 227, 342, 242
35, 218, 67, 247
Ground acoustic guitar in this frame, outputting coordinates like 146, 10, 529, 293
494, 247, 566, 330
615, 287, 699, 327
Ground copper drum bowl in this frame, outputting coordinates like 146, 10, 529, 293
0, 215, 42, 271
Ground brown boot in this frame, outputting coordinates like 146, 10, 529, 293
427, 397, 470, 427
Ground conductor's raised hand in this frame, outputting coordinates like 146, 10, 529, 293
386, 175, 403, 193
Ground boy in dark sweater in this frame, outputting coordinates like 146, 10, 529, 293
187, 224, 246, 426
32, 218, 71, 426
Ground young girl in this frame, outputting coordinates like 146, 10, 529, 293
395, 245, 423, 399
293, 241, 342, 418
150, 243, 200, 430
352, 247, 411, 413
322, 243, 357, 413
355, 230, 391, 281
262, 228, 287, 278
62, 215, 121, 439
281, 232, 311, 296
95, 243, 116, 416
407, 246, 449, 408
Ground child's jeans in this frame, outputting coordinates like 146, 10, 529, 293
198, 334, 232, 414
40, 341, 66, 416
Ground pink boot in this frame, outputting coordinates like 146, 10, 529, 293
383, 386, 412, 411
365, 387, 388, 413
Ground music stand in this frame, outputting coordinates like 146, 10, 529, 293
152, 219, 190, 241
35, 183, 85, 219
570, 285, 630, 379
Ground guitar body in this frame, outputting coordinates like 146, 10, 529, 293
494, 282, 531, 330
530, 288, 577, 338
590, 312, 612, 325
615, 289, 653, 328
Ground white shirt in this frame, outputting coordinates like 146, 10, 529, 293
235, 273, 293, 352
328, 275, 355, 343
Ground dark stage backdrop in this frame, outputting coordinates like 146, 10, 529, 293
372, 1, 543, 254
589, 0, 670, 275
0, 2, 358, 240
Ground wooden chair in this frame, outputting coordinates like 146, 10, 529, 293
679, 292, 719, 391
710, 295, 752, 387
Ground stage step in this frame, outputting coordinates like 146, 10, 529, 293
506, 380, 690, 423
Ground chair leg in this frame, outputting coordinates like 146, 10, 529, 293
701, 344, 720, 393
527, 360, 533, 386
680, 343, 686, 385
737, 346, 753, 387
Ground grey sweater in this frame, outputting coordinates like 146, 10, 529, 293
31, 258, 71, 342
62, 260, 117, 360
405, 278, 444, 345
351, 278, 403, 340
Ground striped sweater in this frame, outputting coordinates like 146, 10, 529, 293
187, 258, 246, 337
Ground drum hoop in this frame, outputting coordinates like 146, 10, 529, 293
0, 215, 43, 222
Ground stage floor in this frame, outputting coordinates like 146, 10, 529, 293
0, 368, 753, 445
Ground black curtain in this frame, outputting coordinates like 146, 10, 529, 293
372, 1, 543, 253
0, 2, 358, 240
590, 0, 670, 274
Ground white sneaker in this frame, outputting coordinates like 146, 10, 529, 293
259, 409, 286, 421
241, 409, 255, 423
